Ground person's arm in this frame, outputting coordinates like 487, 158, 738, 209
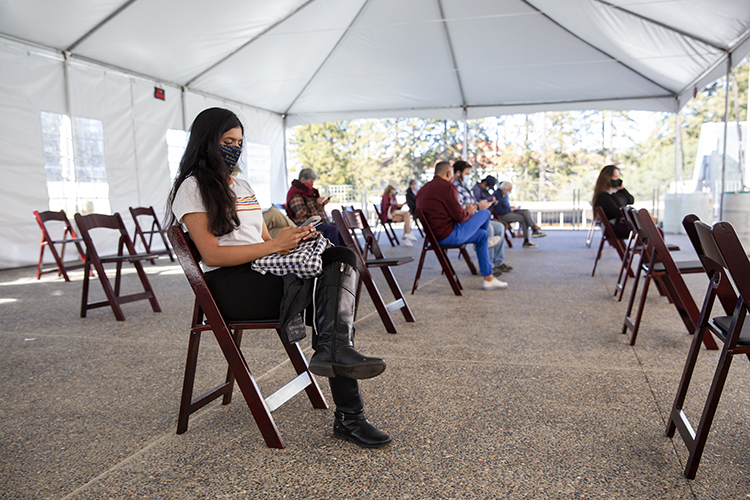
596, 192, 621, 220
445, 185, 472, 222
287, 195, 309, 224
620, 188, 635, 205
183, 212, 313, 268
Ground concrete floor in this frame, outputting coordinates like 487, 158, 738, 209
1, 229, 748, 499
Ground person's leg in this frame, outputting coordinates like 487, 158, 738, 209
439, 210, 492, 276
205, 263, 284, 321
317, 223, 342, 246
309, 247, 386, 379
391, 213, 413, 245
488, 220, 505, 267
499, 212, 528, 243
520, 209, 536, 235
329, 376, 392, 448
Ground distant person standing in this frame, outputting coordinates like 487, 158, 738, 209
592, 164, 634, 239
494, 181, 546, 248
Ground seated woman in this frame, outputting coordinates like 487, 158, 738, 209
380, 179, 417, 246
592, 164, 634, 239
165, 107, 391, 448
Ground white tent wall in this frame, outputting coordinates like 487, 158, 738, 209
0, 39, 287, 270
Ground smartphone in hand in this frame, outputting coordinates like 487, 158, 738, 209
301, 215, 322, 228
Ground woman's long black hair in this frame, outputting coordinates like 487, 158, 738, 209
166, 107, 244, 236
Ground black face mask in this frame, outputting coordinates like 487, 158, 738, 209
611, 179, 623, 188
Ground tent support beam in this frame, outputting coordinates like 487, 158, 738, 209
594, 0, 725, 51
720, 55, 731, 220
437, 0, 466, 107
185, 0, 317, 86
67, 0, 140, 52
284, 0, 372, 116
521, 0, 675, 96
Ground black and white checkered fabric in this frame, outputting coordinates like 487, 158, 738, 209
251, 232, 333, 279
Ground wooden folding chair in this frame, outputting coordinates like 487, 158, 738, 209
129, 206, 175, 264
410, 211, 425, 237
614, 207, 680, 301
332, 209, 415, 334
372, 204, 399, 247
666, 219, 750, 478
167, 226, 327, 448
492, 214, 514, 248
33, 209, 86, 281
591, 206, 627, 277
411, 208, 478, 296
75, 212, 162, 321
621, 208, 716, 348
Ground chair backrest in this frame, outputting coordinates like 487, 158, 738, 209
595, 205, 626, 257
34, 209, 77, 240
343, 209, 387, 260
167, 226, 227, 329
75, 212, 138, 257
332, 209, 370, 268
712, 221, 750, 308
682, 214, 737, 315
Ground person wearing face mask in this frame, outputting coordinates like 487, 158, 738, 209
380, 179, 416, 246
451, 161, 511, 277
166, 108, 391, 448
592, 164, 634, 239
285, 167, 341, 245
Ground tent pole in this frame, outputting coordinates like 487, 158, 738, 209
674, 105, 681, 232
720, 55, 731, 220
180, 86, 188, 131
129, 79, 142, 206
62, 51, 79, 215
462, 106, 468, 161
282, 114, 289, 201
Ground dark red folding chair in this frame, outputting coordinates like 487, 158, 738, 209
372, 204, 400, 247
129, 206, 175, 264
666, 219, 750, 478
167, 226, 327, 449
412, 208, 478, 296
332, 209, 415, 334
621, 208, 716, 349
75, 212, 162, 321
33, 209, 86, 281
591, 205, 627, 277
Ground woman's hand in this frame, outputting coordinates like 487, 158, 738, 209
274, 225, 316, 254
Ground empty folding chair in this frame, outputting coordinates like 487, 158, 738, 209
666, 219, 750, 478
33, 209, 86, 281
75, 212, 162, 321
621, 208, 716, 349
129, 206, 175, 264
332, 209, 415, 334
411, 208, 478, 296
168, 226, 327, 448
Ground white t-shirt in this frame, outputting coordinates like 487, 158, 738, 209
172, 176, 264, 270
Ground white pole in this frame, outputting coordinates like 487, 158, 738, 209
720, 56, 731, 220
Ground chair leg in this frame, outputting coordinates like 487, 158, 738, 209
459, 247, 478, 275
177, 329, 202, 434
361, 271, 399, 334
411, 243, 429, 294
222, 329, 243, 405
591, 234, 607, 277
625, 274, 652, 345
439, 248, 463, 296
277, 330, 327, 409
381, 267, 415, 323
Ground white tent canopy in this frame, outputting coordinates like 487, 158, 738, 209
1, 0, 750, 268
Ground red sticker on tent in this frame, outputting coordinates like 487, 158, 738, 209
154, 87, 165, 100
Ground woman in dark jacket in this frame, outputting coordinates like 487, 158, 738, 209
592, 165, 634, 238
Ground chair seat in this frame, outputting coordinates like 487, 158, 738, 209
649, 259, 703, 273
710, 315, 750, 346
364, 256, 413, 267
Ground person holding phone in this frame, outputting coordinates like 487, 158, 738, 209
285, 168, 341, 245
166, 108, 391, 448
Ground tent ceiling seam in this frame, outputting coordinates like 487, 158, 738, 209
593, 0, 726, 51
283, 0, 371, 116
185, 0, 317, 86
679, 28, 750, 101
523, 0, 676, 97
66, 0, 140, 52
437, 0, 466, 108
285, 93, 677, 117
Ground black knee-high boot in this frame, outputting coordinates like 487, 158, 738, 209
329, 376, 392, 448
309, 261, 386, 379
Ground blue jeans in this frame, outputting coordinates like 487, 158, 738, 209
438, 210, 492, 276
488, 220, 505, 267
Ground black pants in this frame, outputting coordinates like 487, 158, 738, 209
205, 246, 356, 322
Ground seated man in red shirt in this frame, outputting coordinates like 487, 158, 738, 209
416, 161, 507, 290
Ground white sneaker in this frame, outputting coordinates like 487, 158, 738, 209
401, 237, 413, 247
487, 235, 502, 248
406, 232, 418, 241
482, 276, 509, 290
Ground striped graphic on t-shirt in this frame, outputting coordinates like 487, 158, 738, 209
236, 194, 261, 212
